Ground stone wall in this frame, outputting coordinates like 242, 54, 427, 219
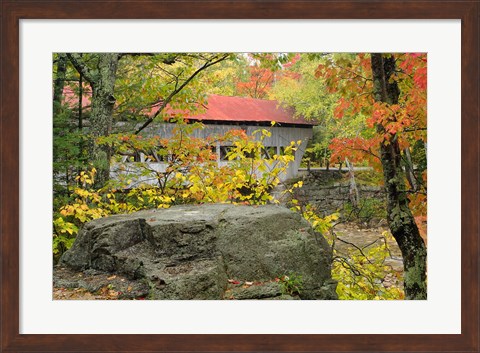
291, 170, 386, 217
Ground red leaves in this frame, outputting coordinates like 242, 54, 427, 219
399, 53, 425, 73
398, 53, 427, 90
236, 66, 274, 99
414, 67, 427, 90
329, 136, 381, 168
282, 53, 301, 69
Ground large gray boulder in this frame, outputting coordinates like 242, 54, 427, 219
59, 204, 337, 300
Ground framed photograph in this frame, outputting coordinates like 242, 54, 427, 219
1, 1, 478, 352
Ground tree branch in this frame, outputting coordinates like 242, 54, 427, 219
135, 54, 230, 134
66, 53, 96, 84
345, 146, 381, 160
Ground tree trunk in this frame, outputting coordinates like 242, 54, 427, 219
53, 53, 67, 116
68, 53, 119, 185
89, 53, 119, 184
370, 53, 427, 299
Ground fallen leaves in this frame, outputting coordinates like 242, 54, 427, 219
53, 285, 122, 300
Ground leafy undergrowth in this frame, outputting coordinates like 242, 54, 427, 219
330, 223, 405, 300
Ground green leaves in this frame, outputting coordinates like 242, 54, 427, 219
279, 273, 303, 296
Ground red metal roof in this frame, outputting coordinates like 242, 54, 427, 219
62, 87, 315, 126
182, 95, 315, 126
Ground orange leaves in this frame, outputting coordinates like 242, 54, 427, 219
366, 101, 420, 146
329, 136, 381, 167
334, 98, 350, 119
224, 128, 248, 140
358, 55, 371, 71
314, 64, 325, 79
410, 191, 428, 244
368, 104, 387, 128
334, 97, 366, 120
315, 63, 340, 94
323, 53, 426, 149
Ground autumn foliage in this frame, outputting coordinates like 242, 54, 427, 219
53, 122, 301, 257
315, 54, 427, 234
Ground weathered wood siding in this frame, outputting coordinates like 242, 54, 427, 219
113, 122, 313, 183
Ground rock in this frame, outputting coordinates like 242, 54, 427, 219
59, 204, 337, 300
230, 282, 283, 300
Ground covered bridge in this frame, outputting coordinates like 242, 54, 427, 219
136, 94, 316, 181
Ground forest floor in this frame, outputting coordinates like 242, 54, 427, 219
52, 222, 404, 300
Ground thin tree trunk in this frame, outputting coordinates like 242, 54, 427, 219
345, 158, 359, 208
78, 60, 83, 130
371, 53, 427, 300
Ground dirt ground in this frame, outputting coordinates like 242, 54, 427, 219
53, 267, 149, 300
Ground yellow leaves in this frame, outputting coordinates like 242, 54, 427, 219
292, 181, 303, 189
74, 188, 90, 198
75, 168, 96, 186
54, 128, 302, 255
175, 172, 186, 181
161, 195, 174, 203
59, 207, 71, 217
257, 163, 267, 173
235, 170, 244, 178
53, 217, 78, 236
189, 184, 200, 194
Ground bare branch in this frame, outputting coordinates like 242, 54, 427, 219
135, 54, 230, 134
